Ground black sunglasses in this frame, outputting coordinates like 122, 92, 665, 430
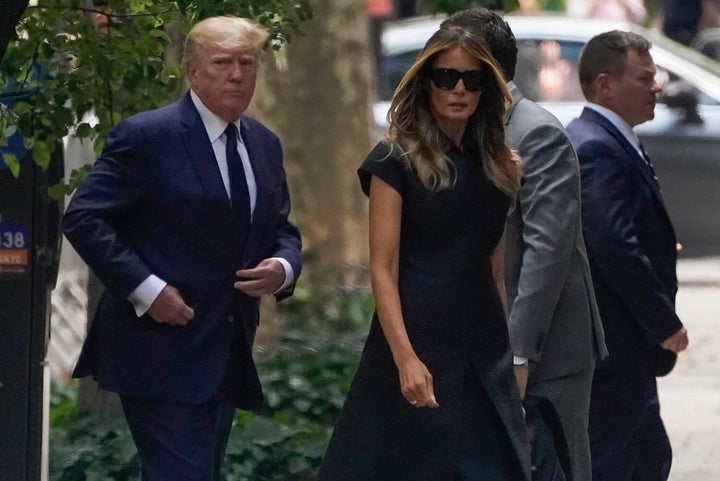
428, 68, 489, 92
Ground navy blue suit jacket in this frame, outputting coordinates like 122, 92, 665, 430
63, 92, 302, 409
567, 107, 682, 379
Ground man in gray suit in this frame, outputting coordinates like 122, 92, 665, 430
442, 9, 607, 481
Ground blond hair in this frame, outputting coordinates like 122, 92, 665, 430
182, 16, 269, 68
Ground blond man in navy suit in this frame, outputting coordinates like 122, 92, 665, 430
63, 16, 302, 481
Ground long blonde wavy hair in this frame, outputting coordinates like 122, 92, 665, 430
385, 26, 520, 198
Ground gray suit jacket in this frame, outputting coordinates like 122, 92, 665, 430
504, 83, 607, 382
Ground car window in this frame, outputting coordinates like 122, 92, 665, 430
379, 50, 418, 101
515, 38, 719, 106
515, 39, 584, 102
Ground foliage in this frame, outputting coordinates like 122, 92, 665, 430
256, 331, 366, 426
50, 386, 141, 481
49, 289, 372, 481
0, 0, 311, 195
180, 0, 312, 45
223, 335, 364, 481
277, 281, 373, 333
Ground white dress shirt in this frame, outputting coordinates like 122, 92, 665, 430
586, 103, 645, 157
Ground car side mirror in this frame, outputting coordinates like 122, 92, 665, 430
659, 80, 703, 125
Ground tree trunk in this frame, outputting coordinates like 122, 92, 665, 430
250, 0, 374, 294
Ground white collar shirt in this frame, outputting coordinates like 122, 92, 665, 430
190, 90, 257, 214
586, 103, 645, 158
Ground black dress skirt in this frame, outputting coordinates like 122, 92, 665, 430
317, 141, 531, 481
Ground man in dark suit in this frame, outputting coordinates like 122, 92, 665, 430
566, 30, 689, 481
62, 16, 302, 481
441, 9, 607, 481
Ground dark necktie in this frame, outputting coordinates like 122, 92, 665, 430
225, 123, 250, 221
639, 143, 660, 186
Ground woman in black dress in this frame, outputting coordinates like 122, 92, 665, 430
317, 26, 531, 481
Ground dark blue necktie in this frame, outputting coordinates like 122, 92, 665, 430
639, 143, 660, 186
225, 123, 250, 221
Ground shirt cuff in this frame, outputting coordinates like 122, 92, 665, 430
128, 275, 167, 317
270, 257, 294, 294
513, 356, 529, 366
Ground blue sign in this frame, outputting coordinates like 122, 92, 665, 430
0, 224, 30, 274
0, 224, 30, 249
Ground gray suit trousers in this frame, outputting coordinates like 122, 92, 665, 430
528, 363, 595, 481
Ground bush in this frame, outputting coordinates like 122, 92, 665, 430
223, 335, 365, 481
49, 387, 139, 481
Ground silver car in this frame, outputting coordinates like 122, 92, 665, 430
375, 15, 720, 258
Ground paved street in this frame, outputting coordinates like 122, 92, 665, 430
660, 257, 720, 480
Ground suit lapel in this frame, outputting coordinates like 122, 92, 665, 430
178, 92, 229, 203
580, 108, 665, 204
581, 107, 675, 232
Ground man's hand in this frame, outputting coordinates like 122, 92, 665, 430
234, 258, 285, 297
148, 285, 194, 325
514, 364, 529, 400
661, 327, 689, 353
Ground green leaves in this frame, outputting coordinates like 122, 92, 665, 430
48, 164, 91, 200
49, 387, 140, 481
2, 152, 19, 177
2, 0, 183, 183
221, 338, 360, 481
31, 139, 50, 168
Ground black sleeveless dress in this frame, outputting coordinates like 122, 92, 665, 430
317, 141, 530, 481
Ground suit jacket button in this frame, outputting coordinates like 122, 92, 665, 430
228, 315, 234, 323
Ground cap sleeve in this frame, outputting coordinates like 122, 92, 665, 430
357, 141, 407, 197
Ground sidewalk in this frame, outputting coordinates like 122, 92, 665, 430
660, 257, 720, 480
676, 256, 720, 286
